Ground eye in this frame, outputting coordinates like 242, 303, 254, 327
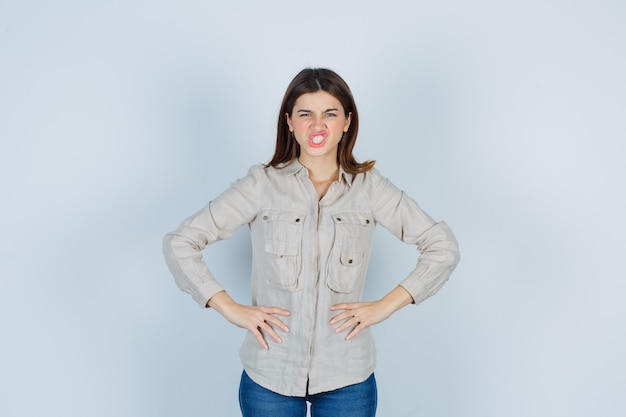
325, 112, 337, 117
299, 112, 311, 117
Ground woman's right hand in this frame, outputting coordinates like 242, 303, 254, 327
207, 291, 290, 350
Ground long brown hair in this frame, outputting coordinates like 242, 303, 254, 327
267, 68, 375, 174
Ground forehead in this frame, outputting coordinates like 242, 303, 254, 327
293, 91, 343, 111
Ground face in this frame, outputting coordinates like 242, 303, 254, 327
286, 91, 352, 166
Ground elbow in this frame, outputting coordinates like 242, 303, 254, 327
162, 232, 176, 257
437, 221, 460, 269
162, 232, 179, 271
449, 237, 461, 270
423, 221, 460, 270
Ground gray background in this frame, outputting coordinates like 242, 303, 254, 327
1, 1, 624, 416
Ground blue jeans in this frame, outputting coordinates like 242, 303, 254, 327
239, 371, 377, 417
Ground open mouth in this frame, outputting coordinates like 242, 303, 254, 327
309, 132, 327, 148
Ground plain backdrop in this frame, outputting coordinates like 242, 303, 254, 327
1, 1, 624, 416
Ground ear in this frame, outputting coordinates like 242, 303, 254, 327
343, 112, 352, 132
285, 113, 294, 132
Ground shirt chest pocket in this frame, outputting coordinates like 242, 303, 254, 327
261, 209, 306, 291
327, 211, 374, 294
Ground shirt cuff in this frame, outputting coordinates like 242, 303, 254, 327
192, 281, 225, 308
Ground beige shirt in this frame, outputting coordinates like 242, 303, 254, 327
163, 160, 460, 396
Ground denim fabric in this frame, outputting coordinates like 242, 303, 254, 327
239, 370, 377, 417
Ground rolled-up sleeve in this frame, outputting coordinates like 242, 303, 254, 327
163, 166, 264, 307
371, 171, 460, 304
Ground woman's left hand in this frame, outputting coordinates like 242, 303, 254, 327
329, 285, 413, 340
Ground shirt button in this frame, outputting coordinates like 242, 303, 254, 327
336, 217, 342, 222
295, 218, 301, 223
263, 215, 268, 221
348, 259, 353, 264
366, 219, 370, 224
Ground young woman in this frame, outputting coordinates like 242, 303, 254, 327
163, 68, 460, 417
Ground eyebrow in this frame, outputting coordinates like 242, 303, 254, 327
296, 108, 340, 113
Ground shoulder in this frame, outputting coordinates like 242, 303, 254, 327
237, 163, 295, 188
355, 167, 389, 188
243, 163, 281, 180
225, 164, 268, 192
246, 163, 265, 177
354, 168, 406, 205
365, 167, 384, 180
254, 161, 304, 181
247, 163, 283, 180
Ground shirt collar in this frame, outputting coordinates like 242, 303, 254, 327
339, 165, 354, 188
274, 159, 354, 188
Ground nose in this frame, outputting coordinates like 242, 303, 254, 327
311, 115, 325, 130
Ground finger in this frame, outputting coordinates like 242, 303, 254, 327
329, 311, 352, 325
334, 316, 360, 333
330, 306, 366, 324
334, 317, 362, 338
261, 306, 291, 316
330, 303, 356, 311
345, 323, 364, 340
252, 328, 269, 350
264, 315, 290, 333
259, 321, 282, 344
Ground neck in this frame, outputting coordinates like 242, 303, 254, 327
298, 156, 339, 182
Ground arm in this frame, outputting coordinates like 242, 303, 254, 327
162, 167, 264, 305
330, 171, 460, 339
370, 170, 460, 305
163, 166, 291, 348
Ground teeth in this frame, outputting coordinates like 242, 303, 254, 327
312, 135, 324, 144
